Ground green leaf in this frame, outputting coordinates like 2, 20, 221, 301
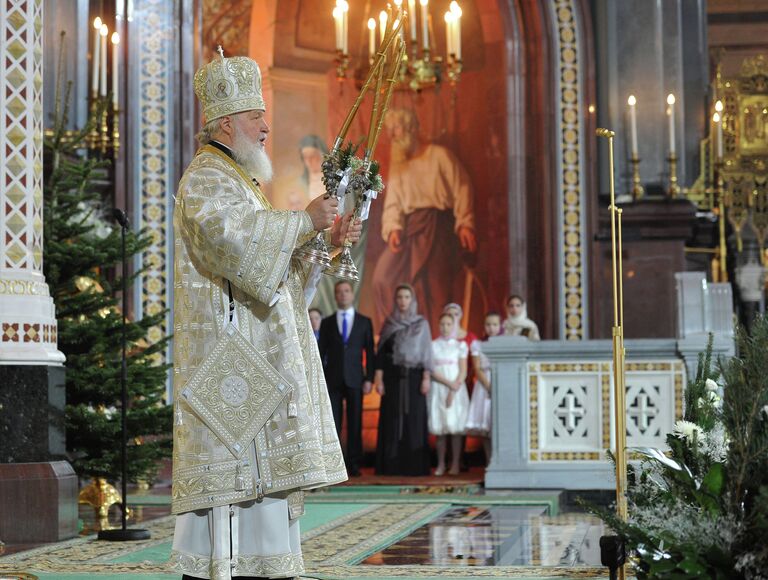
701, 463, 724, 496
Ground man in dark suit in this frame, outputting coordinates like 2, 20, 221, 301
318, 280, 375, 477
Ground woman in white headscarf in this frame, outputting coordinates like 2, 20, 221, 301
503, 294, 540, 341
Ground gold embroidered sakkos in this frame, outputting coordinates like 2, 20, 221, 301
171, 146, 347, 515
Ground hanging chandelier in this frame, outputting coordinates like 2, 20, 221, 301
332, 0, 463, 91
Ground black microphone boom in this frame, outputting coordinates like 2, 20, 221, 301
98, 209, 150, 542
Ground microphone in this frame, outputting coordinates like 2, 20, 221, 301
113, 208, 129, 228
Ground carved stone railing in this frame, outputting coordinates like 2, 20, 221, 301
484, 335, 733, 490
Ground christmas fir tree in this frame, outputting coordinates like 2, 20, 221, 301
43, 80, 172, 485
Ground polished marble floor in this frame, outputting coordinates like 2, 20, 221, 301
362, 505, 605, 567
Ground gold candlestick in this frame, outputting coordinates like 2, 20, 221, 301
335, 49, 350, 81
629, 153, 643, 200
715, 159, 728, 282
446, 56, 463, 86
112, 105, 120, 155
99, 106, 109, 155
667, 153, 680, 199
88, 92, 101, 150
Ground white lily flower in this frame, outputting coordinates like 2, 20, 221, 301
705, 379, 719, 392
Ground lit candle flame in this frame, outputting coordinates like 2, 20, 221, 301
627, 95, 636, 106
713, 112, 721, 123
93, 16, 102, 29
368, 17, 376, 30
715, 100, 723, 112
666, 93, 675, 105
111, 32, 120, 45
450, 1, 462, 16
100, 23, 109, 37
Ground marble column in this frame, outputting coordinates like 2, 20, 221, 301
592, 0, 708, 195
0, 0, 63, 366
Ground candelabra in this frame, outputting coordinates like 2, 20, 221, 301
628, 154, 643, 200
333, 0, 463, 92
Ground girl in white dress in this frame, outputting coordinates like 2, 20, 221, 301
466, 312, 502, 465
428, 313, 469, 475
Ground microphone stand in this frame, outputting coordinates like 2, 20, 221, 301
98, 209, 150, 541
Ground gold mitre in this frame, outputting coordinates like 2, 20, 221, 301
194, 46, 265, 122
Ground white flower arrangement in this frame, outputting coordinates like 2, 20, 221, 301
705, 378, 719, 392
673, 419, 703, 441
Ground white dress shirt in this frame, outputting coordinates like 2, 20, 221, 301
336, 307, 355, 338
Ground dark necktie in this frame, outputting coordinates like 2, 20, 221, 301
342, 312, 349, 344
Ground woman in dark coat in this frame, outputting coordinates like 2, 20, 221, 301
374, 283, 433, 475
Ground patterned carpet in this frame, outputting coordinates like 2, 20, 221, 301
0, 493, 612, 580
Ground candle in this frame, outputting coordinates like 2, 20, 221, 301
92, 17, 102, 95
379, 10, 388, 44
444, 12, 454, 58
627, 95, 638, 156
111, 32, 120, 108
100, 24, 108, 97
420, 0, 429, 50
667, 93, 676, 155
368, 18, 376, 61
340, 0, 349, 55
408, 0, 417, 41
450, 1, 462, 60
332, 7, 341, 51
713, 112, 723, 159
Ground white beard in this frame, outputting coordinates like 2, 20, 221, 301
231, 128, 273, 184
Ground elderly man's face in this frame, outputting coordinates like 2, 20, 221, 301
234, 110, 270, 147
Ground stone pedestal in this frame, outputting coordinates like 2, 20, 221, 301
590, 198, 697, 339
0, 366, 66, 463
0, 461, 78, 543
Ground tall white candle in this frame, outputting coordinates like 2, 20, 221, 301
111, 32, 120, 108
667, 93, 676, 155
444, 12, 452, 57
332, 7, 341, 51
451, 2, 462, 60
408, 0, 417, 41
715, 100, 724, 159
368, 18, 376, 60
627, 95, 638, 156
379, 10, 388, 44
92, 17, 102, 95
713, 112, 723, 159
100, 24, 108, 97
341, 1, 349, 55
420, 0, 429, 50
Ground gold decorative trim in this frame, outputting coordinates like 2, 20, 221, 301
551, 0, 586, 340
529, 375, 539, 452
0, 279, 50, 296
540, 452, 601, 461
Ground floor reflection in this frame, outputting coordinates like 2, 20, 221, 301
361, 506, 605, 567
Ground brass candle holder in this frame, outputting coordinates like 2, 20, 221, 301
445, 55, 463, 86
99, 106, 110, 155
335, 49, 350, 81
714, 158, 728, 282
629, 153, 643, 200
667, 153, 681, 198
112, 105, 120, 155
88, 91, 101, 149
